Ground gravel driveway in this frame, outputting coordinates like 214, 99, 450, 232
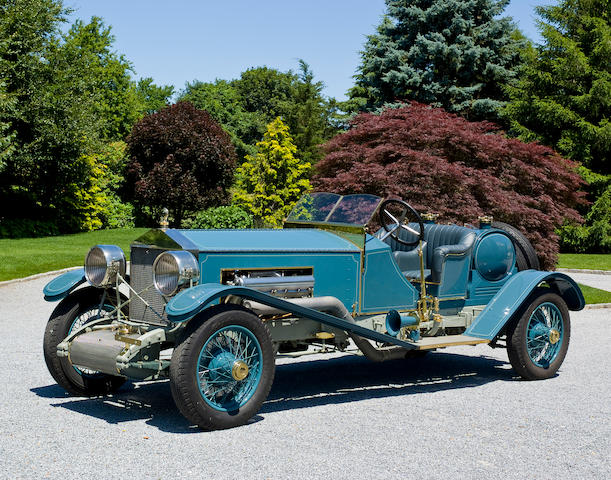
0, 277, 609, 480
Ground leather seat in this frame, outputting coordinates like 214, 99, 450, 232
382, 223, 477, 283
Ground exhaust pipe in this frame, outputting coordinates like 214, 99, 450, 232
243, 296, 411, 362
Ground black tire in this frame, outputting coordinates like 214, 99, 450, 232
170, 305, 275, 430
43, 287, 126, 396
492, 221, 540, 271
506, 291, 570, 380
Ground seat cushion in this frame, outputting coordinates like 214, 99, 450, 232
402, 269, 432, 281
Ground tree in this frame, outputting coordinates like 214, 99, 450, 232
504, 0, 610, 174
125, 102, 236, 226
348, 0, 525, 123
0, 0, 105, 233
136, 77, 174, 116
314, 103, 586, 269
62, 17, 141, 141
234, 117, 311, 227
181, 79, 265, 160
0, 81, 15, 172
180, 63, 338, 164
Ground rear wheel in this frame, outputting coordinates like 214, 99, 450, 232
43, 287, 126, 395
170, 306, 275, 430
507, 291, 570, 380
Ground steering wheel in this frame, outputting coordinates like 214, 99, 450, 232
378, 199, 424, 246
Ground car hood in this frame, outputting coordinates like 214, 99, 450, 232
133, 228, 361, 254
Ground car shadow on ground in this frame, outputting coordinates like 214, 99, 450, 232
31, 350, 514, 434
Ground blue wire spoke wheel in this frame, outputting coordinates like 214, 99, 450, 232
170, 306, 275, 430
197, 325, 263, 412
526, 302, 564, 368
507, 291, 571, 380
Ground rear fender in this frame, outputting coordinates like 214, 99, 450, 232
465, 270, 585, 340
165, 283, 417, 349
43, 268, 86, 302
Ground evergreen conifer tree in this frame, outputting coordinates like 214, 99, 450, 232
348, 0, 524, 122
504, 0, 610, 174
233, 118, 311, 227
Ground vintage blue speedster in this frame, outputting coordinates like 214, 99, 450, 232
43, 193, 584, 430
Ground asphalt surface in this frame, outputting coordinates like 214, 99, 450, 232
0, 277, 609, 480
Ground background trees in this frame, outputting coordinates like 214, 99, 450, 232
504, 0, 610, 253
315, 103, 586, 269
348, 0, 525, 123
0, 0, 173, 236
234, 117, 310, 227
125, 102, 236, 226
180, 62, 337, 165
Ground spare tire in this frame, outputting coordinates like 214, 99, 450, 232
492, 221, 540, 271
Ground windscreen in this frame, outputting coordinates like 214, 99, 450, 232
287, 193, 382, 226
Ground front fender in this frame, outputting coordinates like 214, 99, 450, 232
465, 270, 585, 340
43, 268, 86, 302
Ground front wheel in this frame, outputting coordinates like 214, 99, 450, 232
170, 306, 275, 430
43, 287, 126, 395
507, 291, 570, 380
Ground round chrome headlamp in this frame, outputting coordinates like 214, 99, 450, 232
84, 245, 126, 287
153, 250, 199, 296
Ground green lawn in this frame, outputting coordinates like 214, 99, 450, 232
578, 284, 611, 305
558, 253, 611, 271
0, 228, 147, 282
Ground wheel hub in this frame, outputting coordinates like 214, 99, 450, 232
548, 329, 560, 344
231, 360, 249, 381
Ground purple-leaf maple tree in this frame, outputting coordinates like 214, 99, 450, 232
314, 103, 586, 269
126, 101, 236, 226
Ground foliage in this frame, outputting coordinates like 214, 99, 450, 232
180, 62, 337, 164
348, 0, 525, 123
125, 101, 237, 226
62, 17, 141, 141
87, 141, 134, 229
136, 77, 174, 116
0, 218, 60, 239
234, 117, 311, 227
504, 0, 610, 174
315, 103, 586, 269
0, 0, 103, 232
0, 227, 147, 281
183, 205, 253, 230
559, 180, 611, 253
0, 1, 167, 235
181, 79, 263, 160
0, 81, 15, 171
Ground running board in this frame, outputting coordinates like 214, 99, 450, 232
409, 335, 490, 350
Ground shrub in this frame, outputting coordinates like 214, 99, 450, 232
233, 117, 310, 227
0, 218, 60, 239
183, 205, 253, 229
314, 103, 586, 269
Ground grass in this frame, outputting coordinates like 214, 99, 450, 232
557, 253, 611, 271
0, 228, 148, 282
577, 284, 611, 305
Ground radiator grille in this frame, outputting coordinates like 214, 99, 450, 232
129, 247, 167, 325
